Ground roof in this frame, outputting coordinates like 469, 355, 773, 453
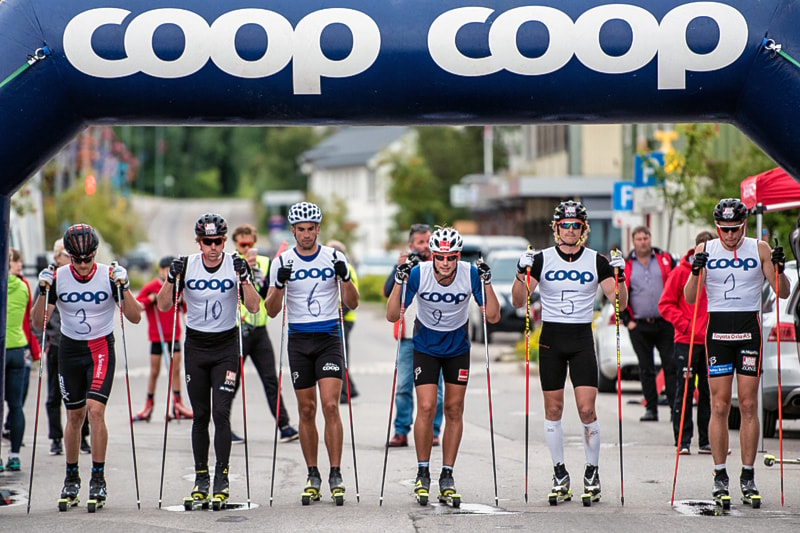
299, 126, 410, 170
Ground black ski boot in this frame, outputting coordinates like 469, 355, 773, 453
58, 466, 81, 511
438, 469, 460, 508
740, 468, 761, 508
329, 467, 346, 506
301, 466, 322, 505
712, 468, 731, 512
87, 468, 106, 513
212, 464, 229, 510
548, 463, 572, 505
184, 469, 210, 510
414, 466, 431, 506
581, 464, 601, 507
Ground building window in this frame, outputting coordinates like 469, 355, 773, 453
536, 125, 568, 157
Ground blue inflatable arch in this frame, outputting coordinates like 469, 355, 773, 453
1, 0, 800, 362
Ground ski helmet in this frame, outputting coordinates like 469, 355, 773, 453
553, 201, 588, 223
195, 213, 228, 236
429, 227, 463, 253
63, 224, 99, 258
713, 198, 747, 222
287, 202, 322, 225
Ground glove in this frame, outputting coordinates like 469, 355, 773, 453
38, 266, 54, 289
111, 264, 130, 291
333, 259, 351, 282
609, 249, 624, 270
395, 261, 412, 284
691, 251, 708, 276
477, 261, 492, 283
516, 250, 535, 274
407, 250, 424, 267
167, 257, 185, 284
772, 245, 786, 274
275, 263, 292, 289
233, 255, 250, 282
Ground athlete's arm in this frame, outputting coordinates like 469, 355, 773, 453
386, 268, 417, 322
473, 267, 500, 323
31, 289, 55, 331
759, 239, 791, 299
240, 279, 261, 314
598, 255, 627, 310
340, 277, 359, 311
156, 279, 177, 312
684, 244, 705, 304
511, 253, 541, 309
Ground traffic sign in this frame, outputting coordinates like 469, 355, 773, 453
634, 151, 664, 187
612, 181, 634, 211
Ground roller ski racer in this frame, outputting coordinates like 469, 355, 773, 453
329, 467, 346, 506
58, 465, 80, 511
301, 467, 322, 505
712, 468, 731, 512
414, 467, 431, 506
87, 467, 107, 512
183, 469, 210, 511
437, 468, 461, 508
581, 464, 601, 506
739, 469, 761, 508
548, 463, 572, 505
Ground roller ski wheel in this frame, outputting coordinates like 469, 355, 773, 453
301, 470, 322, 506
329, 468, 346, 506
414, 468, 431, 506
581, 491, 600, 507
763, 454, 776, 467
742, 494, 761, 509
740, 477, 760, 509
331, 489, 345, 506
547, 489, 572, 506
713, 494, 731, 515
59, 473, 81, 511
57, 496, 79, 512
183, 496, 210, 511
438, 490, 461, 508
415, 489, 429, 506
581, 465, 601, 507
211, 496, 228, 511
86, 499, 104, 513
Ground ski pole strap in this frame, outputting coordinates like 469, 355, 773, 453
0, 46, 51, 90
762, 39, 800, 70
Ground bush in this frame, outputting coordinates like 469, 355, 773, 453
358, 274, 388, 303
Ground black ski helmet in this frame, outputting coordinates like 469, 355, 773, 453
195, 213, 228, 236
713, 198, 747, 223
553, 201, 588, 223
63, 224, 99, 258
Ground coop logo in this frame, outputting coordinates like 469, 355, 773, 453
186, 278, 235, 292
292, 267, 336, 282
544, 269, 595, 284
428, 3, 748, 90
419, 292, 468, 304
63, 7, 380, 94
706, 257, 758, 271
59, 290, 110, 305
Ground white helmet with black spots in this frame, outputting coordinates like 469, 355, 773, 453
287, 202, 322, 225
429, 227, 463, 253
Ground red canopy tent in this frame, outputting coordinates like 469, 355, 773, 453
741, 167, 800, 212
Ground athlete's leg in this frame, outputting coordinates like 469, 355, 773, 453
86, 400, 108, 462
708, 374, 733, 466
318, 377, 343, 467
441, 382, 467, 467
414, 384, 438, 461
433, 371, 444, 438
64, 407, 87, 464
736, 373, 760, 466
185, 347, 212, 467
209, 355, 237, 466
295, 386, 319, 466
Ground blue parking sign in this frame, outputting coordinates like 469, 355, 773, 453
634, 151, 664, 187
613, 182, 634, 211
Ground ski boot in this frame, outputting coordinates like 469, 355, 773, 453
548, 463, 572, 505
87, 469, 106, 513
58, 467, 81, 511
581, 464, 601, 507
133, 397, 153, 422
437, 469, 461, 508
211, 465, 230, 511
740, 470, 761, 509
414, 467, 431, 506
712, 469, 731, 514
329, 467, 346, 506
173, 393, 193, 419
183, 469, 210, 510
301, 467, 322, 505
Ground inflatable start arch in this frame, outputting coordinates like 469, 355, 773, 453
1, 0, 800, 359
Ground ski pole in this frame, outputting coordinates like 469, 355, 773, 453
774, 238, 784, 506
613, 260, 625, 506
269, 273, 290, 507
27, 273, 52, 514
158, 272, 181, 509
154, 307, 170, 372
379, 279, 406, 506
114, 270, 141, 509
478, 260, 499, 506
337, 276, 360, 502
234, 272, 252, 509
670, 276, 702, 507
524, 251, 532, 504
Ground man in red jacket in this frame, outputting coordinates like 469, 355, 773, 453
622, 226, 677, 421
659, 231, 714, 454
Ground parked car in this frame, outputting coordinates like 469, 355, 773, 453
729, 261, 800, 437
593, 299, 662, 393
469, 249, 540, 344
357, 251, 398, 279
461, 234, 531, 265
121, 242, 157, 272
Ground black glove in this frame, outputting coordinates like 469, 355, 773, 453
167, 257, 185, 284
395, 262, 412, 284
407, 250, 423, 267
691, 251, 708, 276
333, 259, 350, 281
477, 262, 492, 283
772, 245, 786, 274
233, 255, 250, 282
276, 264, 292, 288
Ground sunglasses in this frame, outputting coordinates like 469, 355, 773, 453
433, 254, 459, 262
201, 237, 224, 246
716, 223, 744, 233
558, 221, 584, 230
71, 254, 94, 264
236, 241, 255, 249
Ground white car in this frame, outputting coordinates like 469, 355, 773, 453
729, 260, 800, 437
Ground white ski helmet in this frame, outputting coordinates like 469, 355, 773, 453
429, 227, 463, 253
287, 202, 322, 225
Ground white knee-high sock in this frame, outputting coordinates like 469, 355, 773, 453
544, 419, 564, 465
583, 421, 601, 466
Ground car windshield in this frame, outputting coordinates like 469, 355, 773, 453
489, 256, 519, 284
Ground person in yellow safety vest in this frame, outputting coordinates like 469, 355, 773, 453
231, 224, 299, 443
326, 240, 360, 404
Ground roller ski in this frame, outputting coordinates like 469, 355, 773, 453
712, 469, 731, 514
764, 454, 800, 467
581, 465, 601, 507
57, 469, 81, 512
329, 467, 346, 506
437, 469, 461, 508
86, 469, 107, 513
301, 467, 322, 506
547, 463, 572, 506
740, 472, 761, 509
183, 470, 210, 511
414, 467, 431, 506
211, 465, 230, 511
